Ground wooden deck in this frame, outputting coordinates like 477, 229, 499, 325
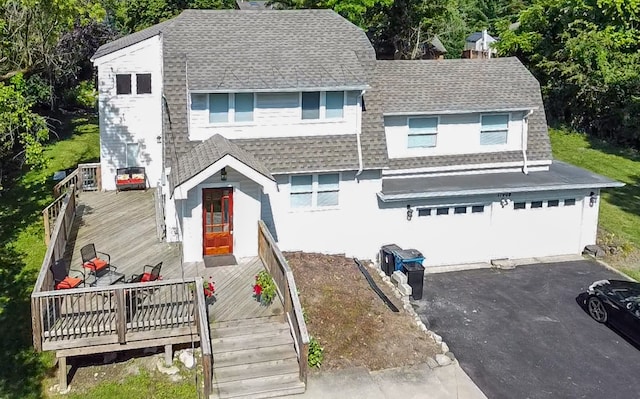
198, 257, 285, 323
64, 191, 191, 281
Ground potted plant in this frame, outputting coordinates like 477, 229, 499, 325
203, 276, 215, 302
253, 270, 276, 306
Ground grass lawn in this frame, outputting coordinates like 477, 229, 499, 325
549, 127, 640, 280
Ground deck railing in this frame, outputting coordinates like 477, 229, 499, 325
257, 221, 310, 384
53, 162, 101, 198
194, 277, 213, 396
32, 278, 198, 353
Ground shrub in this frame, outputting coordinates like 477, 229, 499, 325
255, 270, 276, 305
308, 337, 324, 368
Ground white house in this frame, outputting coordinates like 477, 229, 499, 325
91, 9, 622, 267
464, 30, 498, 57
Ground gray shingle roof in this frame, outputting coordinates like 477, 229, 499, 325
92, 19, 175, 60
372, 57, 552, 170
375, 58, 541, 115
162, 9, 376, 169
172, 134, 273, 190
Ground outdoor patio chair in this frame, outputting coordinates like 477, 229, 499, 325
127, 262, 162, 283
80, 243, 113, 276
51, 259, 86, 290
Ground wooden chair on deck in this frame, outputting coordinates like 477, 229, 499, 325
80, 244, 113, 276
51, 260, 86, 290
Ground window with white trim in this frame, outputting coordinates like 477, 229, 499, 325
206, 93, 255, 123
480, 114, 509, 145
290, 173, 340, 208
301, 91, 345, 120
408, 117, 438, 148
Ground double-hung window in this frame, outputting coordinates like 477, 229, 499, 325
290, 174, 340, 208
408, 117, 438, 148
208, 93, 254, 123
302, 91, 344, 120
302, 92, 321, 120
480, 114, 509, 145
209, 93, 229, 123
325, 91, 344, 119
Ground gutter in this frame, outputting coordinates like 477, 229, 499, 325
522, 109, 534, 174
355, 90, 366, 181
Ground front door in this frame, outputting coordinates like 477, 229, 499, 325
202, 188, 233, 255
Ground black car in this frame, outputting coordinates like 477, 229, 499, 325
586, 279, 640, 344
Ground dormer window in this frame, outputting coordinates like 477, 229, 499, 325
301, 91, 345, 120
408, 117, 438, 148
206, 93, 255, 123
480, 114, 509, 145
302, 92, 320, 119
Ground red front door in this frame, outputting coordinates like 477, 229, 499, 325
202, 188, 233, 255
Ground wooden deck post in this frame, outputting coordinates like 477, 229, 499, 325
115, 289, 126, 344
43, 210, 50, 245
58, 356, 67, 392
164, 344, 173, 366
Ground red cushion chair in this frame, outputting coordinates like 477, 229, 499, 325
127, 262, 162, 283
51, 260, 85, 290
80, 244, 113, 275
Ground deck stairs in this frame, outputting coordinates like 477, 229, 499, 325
210, 316, 305, 399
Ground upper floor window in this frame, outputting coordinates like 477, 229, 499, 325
116, 74, 131, 95
116, 73, 152, 95
301, 91, 344, 120
408, 117, 438, 148
207, 93, 254, 124
480, 114, 509, 145
290, 173, 339, 208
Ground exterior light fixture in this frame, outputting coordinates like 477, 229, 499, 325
156, 135, 162, 144
406, 204, 413, 221
221, 167, 227, 181
500, 198, 510, 208
589, 191, 597, 207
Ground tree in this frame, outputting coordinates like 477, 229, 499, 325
0, 74, 48, 190
497, 0, 640, 146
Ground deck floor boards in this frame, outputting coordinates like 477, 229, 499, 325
65, 191, 186, 281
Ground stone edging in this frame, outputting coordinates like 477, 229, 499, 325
367, 262, 456, 368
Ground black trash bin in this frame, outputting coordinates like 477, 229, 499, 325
402, 261, 425, 300
380, 244, 402, 276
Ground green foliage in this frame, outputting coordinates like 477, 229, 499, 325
0, 74, 49, 187
65, 80, 98, 110
308, 336, 324, 368
497, 0, 640, 147
255, 270, 277, 305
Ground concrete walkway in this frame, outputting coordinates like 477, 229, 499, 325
278, 362, 487, 399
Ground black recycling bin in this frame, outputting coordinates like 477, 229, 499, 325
393, 249, 424, 272
380, 244, 402, 276
402, 261, 425, 300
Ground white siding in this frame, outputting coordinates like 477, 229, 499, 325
180, 168, 261, 262
263, 172, 601, 266
188, 91, 360, 141
95, 36, 164, 191
384, 112, 525, 159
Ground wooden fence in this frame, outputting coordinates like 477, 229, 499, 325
53, 162, 101, 197
257, 221, 310, 384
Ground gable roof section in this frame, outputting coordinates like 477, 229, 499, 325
92, 19, 175, 60
375, 58, 540, 115
171, 134, 274, 192
372, 57, 552, 170
161, 9, 377, 168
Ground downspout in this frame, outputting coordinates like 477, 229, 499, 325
355, 90, 366, 181
521, 109, 534, 175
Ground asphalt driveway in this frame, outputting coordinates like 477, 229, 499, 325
413, 260, 640, 399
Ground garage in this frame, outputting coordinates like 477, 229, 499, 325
378, 161, 621, 266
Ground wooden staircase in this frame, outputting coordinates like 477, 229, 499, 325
210, 316, 305, 399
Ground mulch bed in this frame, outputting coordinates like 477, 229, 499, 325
284, 252, 439, 371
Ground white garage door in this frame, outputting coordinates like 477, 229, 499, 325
410, 204, 493, 266
493, 197, 584, 259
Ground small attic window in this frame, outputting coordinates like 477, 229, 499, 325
116, 74, 131, 95
136, 74, 152, 94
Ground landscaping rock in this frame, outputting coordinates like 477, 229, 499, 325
391, 271, 408, 286
156, 359, 180, 375
491, 258, 516, 270
178, 349, 195, 369
441, 342, 449, 353
431, 333, 443, 344
583, 244, 605, 258
398, 283, 412, 296
435, 353, 452, 366
445, 351, 456, 361
426, 357, 439, 369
